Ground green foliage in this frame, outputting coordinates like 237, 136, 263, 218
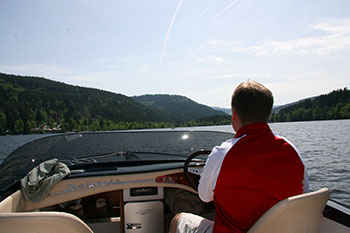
0, 73, 170, 134
270, 88, 350, 122
0, 73, 228, 134
192, 115, 232, 126
2, 73, 348, 134
133, 94, 227, 122
0, 110, 7, 134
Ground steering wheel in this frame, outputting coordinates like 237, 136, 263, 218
184, 150, 211, 191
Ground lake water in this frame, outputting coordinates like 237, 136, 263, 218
0, 120, 349, 208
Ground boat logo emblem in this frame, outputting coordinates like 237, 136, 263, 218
126, 223, 142, 230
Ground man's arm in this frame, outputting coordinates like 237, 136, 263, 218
198, 138, 237, 202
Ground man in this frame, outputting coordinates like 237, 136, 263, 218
169, 80, 309, 233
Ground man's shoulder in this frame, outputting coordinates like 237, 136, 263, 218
211, 138, 240, 155
272, 134, 300, 153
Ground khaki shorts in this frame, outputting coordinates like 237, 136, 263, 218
176, 213, 214, 233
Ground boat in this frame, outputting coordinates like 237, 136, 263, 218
0, 130, 349, 233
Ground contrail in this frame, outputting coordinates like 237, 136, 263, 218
210, 0, 242, 38
187, 0, 242, 63
212, 0, 240, 20
160, 0, 183, 65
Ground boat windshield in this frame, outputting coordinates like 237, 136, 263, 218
0, 130, 233, 192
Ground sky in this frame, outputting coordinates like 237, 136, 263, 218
0, 0, 350, 108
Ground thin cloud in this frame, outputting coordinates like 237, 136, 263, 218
208, 72, 273, 79
312, 18, 350, 34
209, 18, 350, 56
0, 63, 108, 85
195, 56, 224, 64
97, 56, 143, 69
160, 0, 183, 65
0, 63, 74, 79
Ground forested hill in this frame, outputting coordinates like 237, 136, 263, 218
271, 88, 350, 122
0, 73, 229, 134
2, 72, 347, 134
133, 94, 227, 122
0, 73, 171, 134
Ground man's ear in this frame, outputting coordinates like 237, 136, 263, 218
232, 108, 237, 120
231, 108, 241, 132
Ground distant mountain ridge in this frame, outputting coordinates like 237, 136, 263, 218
212, 107, 232, 115
213, 104, 297, 114
272, 97, 317, 113
133, 94, 227, 122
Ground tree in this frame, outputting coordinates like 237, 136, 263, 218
14, 119, 24, 134
0, 110, 7, 134
340, 104, 350, 119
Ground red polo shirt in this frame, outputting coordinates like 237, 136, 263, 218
199, 123, 308, 233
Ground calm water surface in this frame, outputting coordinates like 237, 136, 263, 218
0, 120, 349, 207
269, 120, 350, 208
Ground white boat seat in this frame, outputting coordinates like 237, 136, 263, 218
248, 188, 330, 233
0, 211, 93, 233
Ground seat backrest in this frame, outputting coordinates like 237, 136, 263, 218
248, 188, 329, 233
0, 211, 93, 233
